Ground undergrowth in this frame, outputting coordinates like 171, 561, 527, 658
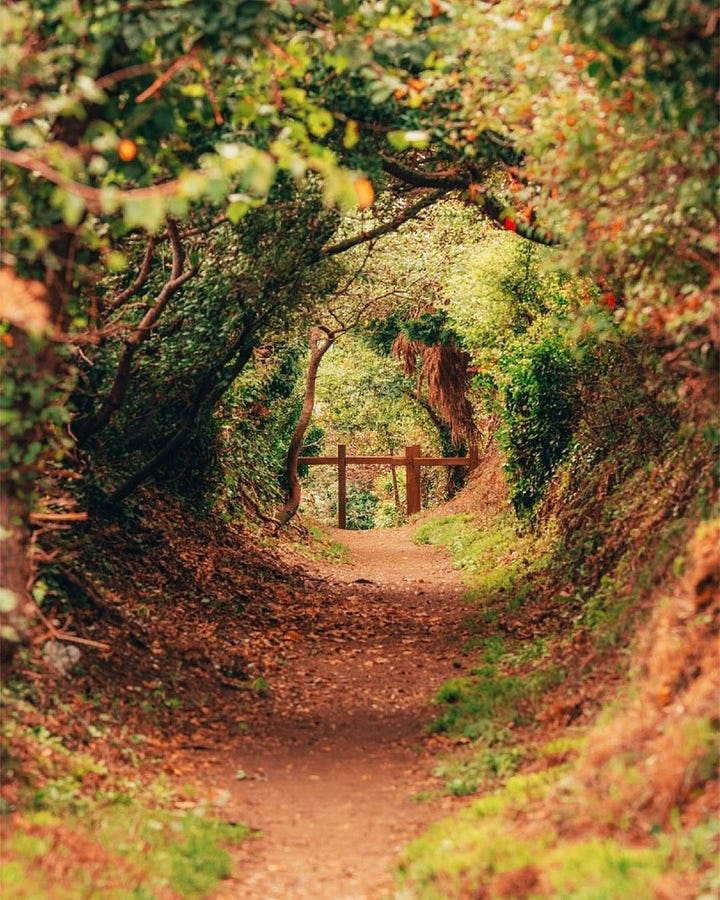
401, 428, 719, 897
0, 684, 253, 898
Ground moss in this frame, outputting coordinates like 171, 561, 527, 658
544, 838, 669, 898
397, 776, 711, 900
0, 688, 253, 898
4, 805, 253, 899
414, 510, 555, 606
429, 666, 566, 738
397, 812, 546, 898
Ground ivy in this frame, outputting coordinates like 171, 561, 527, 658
498, 335, 579, 518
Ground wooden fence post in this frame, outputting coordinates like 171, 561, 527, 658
405, 444, 422, 516
337, 443, 347, 529
468, 443, 479, 471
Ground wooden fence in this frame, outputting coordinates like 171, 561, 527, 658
298, 443, 478, 529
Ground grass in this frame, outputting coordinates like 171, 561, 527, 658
396, 770, 716, 900
433, 743, 525, 796
400, 482, 719, 899
429, 666, 567, 739
0, 686, 254, 898
413, 511, 554, 605
292, 521, 350, 562
2, 805, 253, 899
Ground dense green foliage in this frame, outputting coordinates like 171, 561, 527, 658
1, 0, 717, 654
498, 334, 578, 516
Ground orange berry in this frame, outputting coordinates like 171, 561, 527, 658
117, 138, 138, 162
354, 177, 374, 210
529, 39, 539, 51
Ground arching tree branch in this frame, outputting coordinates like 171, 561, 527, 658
74, 219, 198, 444
275, 326, 335, 527
322, 190, 450, 258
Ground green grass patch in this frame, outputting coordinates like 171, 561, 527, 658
543, 838, 670, 899
429, 666, 566, 739
538, 733, 588, 759
413, 510, 555, 607
434, 728, 589, 798
1, 687, 254, 898
434, 742, 525, 796
396, 772, 715, 899
397, 769, 569, 897
3, 804, 253, 899
292, 522, 350, 562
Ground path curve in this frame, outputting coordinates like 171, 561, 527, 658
211, 526, 471, 899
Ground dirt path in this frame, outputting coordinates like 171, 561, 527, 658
204, 526, 472, 899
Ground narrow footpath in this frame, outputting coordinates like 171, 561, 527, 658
204, 526, 472, 899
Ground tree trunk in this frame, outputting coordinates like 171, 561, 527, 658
0, 487, 37, 663
275, 327, 334, 526
0, 270, 62, 664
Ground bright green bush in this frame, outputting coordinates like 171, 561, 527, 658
498, 334, 579, 516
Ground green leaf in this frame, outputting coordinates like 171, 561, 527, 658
62, 192, 86, 228
307, 108, 334, 138
105, 251, 128, 273
0, 625, 20, 643
181, 84, 207, 99
0, 589, 18, 614
343, 120, 360, 149
387, 130, 430, 150
226, 200, 250, 224
123, 196, 166, 233
323, 52, 349, 74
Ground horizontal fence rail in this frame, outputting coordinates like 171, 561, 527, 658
298, 443, 478, 529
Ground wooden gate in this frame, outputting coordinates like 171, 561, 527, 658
298, 444, 478, 529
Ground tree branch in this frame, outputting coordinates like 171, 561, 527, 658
106, 235, 158, 312
0, 147, 183, 213
322, 190, 449, 258
110, 311, 258, 503
380, 156, 470, 190
73, 220, 198, 444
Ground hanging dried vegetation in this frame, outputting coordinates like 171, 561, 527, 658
393, 332, 477, 446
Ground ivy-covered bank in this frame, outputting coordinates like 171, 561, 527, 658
398, 428, 718, 898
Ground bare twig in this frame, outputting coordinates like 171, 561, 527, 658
322, 190, 449, 258
74, 219, 199, 443
33, 605, 111, 652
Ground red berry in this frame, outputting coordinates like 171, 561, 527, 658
503, 217, 517, 232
